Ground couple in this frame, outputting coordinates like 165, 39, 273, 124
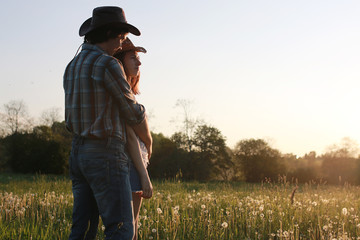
64, 6, 152, 240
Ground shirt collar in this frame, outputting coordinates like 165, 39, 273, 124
82, 43, 108, 55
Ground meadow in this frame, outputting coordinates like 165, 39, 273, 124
1, 174, 360, 240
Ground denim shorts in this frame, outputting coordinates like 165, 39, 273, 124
129, 160, 142, 192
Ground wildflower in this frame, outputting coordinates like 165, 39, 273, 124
221, 222, 228, 228
342, 208, 348, 216
323, 225, 328, 231
201, 205, 206, 209
152, 228, 157, 233
259, 205, 264, 211
149, 237, 153, 240
157, 208, 163, 214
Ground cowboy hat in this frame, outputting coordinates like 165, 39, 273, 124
117, 38, 147, 54
79, 6, 140, 36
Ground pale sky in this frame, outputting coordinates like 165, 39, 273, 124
1, 0, 360, 156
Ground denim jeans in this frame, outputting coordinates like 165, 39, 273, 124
68, 136, 134, 240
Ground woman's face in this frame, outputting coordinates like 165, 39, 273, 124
123, 51, 141, 77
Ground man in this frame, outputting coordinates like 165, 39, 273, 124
64, 6, 152, 240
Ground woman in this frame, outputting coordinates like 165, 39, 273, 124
114, 38, 153, 240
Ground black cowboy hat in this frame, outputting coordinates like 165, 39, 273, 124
79, 6, 140, 37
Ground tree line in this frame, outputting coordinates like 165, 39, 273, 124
1, 100, 360, 185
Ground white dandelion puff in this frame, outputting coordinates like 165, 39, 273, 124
221, 222, 228, 228
342, 208, 348, 216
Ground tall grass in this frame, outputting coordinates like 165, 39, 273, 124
1, 174, 360, 239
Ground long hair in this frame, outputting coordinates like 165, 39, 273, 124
127, 74, 140, 95
114, 51, 140, 95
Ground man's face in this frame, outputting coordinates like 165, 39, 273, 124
116, 33, 129, 51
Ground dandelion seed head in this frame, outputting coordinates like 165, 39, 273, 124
342, 208, 348, 216
221, 222, 228, 228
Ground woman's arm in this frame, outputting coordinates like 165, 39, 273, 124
131, 116, 152, 159
126, 124, 153, 199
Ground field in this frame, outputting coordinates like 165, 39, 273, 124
1, 175, 360, 240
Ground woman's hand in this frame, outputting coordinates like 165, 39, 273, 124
146, 143, 152, 160
139, 173, 153, 199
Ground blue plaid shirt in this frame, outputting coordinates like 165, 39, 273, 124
63, 43, 145, 142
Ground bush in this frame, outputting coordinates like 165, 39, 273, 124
4, 132, 67, 174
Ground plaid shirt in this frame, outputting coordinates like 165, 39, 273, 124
63, 43, 145, 142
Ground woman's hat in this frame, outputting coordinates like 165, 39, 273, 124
79, 6, 140, 37
119, 38, 147, 54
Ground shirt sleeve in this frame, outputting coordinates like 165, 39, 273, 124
103, 58, 146, 125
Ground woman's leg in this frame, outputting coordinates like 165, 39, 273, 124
132, 193, 143, 240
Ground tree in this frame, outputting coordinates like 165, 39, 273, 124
40, 107, 62, 126
1, 121, 72, 174
233, 139, 285, 182
148, 132, 188, 179
1, 100, 33, 135
173, 99, 203, 152
192, 124, 233, 181
319, 137, 360, 184
4, 131, 66, 174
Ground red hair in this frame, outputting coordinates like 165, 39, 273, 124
114, 52, 141, 95
127, 74, 140, 95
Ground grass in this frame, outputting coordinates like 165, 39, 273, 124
1, 174, 360, 239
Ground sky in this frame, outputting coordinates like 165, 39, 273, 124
1, 0, 360, 156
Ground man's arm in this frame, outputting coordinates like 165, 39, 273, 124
132, 117, 152, 159
103, 59, 146, 125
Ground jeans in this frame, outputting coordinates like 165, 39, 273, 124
68, 136, 134, 240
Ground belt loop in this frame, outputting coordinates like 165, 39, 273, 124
106, 137, 112, 148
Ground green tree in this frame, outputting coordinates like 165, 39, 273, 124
2, 121, 72, 174
320, 138, 360, 185
4, 132, 66, 174
148, 132, 188, 179
233, 139, 285, 182
192, 125, 233, 181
